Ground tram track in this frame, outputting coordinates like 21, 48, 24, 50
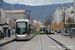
40, 35, 43, 50
0, 41, 27, 50
16, 42, 26, 50
40, 35, 63, 50
1, 35, 69, 50
48, 35, 71, 50
47, 35, 61, 50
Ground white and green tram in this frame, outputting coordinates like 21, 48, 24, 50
40, 26, 45, 34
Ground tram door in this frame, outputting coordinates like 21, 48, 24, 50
71, 28, 75, 37
63, 27, 70, 36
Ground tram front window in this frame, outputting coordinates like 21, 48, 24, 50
40, 27, 45, 31
16, 22, 27, 34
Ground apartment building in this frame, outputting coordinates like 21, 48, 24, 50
65, 6, 73, 23
54, 7, 64, 24
54, 6, 73, 24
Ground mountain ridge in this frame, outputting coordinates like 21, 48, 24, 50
0, 0, 73, 23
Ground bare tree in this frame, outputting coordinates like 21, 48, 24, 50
44, 14, 52, 26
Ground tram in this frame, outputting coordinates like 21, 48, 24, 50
40, 26, 45, 34
15, 19, 36, 40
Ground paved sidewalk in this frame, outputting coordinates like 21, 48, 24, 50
49, 34, 75, 50
0, 35, 15, 46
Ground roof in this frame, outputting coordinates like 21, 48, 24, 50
40, 26, 45, 27
2, 9, 26, 13
0, 23, 8, 25
70, 11, 74, 14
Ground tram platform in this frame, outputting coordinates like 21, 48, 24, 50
48, 34, 75, 50
0, 35, 15, 46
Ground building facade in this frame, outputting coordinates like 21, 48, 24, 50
2, 10, 26, 20
0, 9, 2, 23
54, 6, 74, 24
65, 6, 73, 23
1, 9, 26, 26
54, 8, 64, 24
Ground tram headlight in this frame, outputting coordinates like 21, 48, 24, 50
25, 33, 27, 35
16, 33, 18, 35
27, 34, 31, 35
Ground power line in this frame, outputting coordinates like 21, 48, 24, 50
42, 0, 46, 17
22, 0, 27, 10
22, 0, 31, 19
42, 0, 46, 24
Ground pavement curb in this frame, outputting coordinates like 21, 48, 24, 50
48, 35, 71, 50
0, 39, 15, 47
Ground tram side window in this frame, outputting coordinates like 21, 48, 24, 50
28, 24, 31, 34
40, 27, 45, 31
40, 28, 42, 31
65, 29, 68, 33
65, 30, 67, 33
43, 28, 45, 31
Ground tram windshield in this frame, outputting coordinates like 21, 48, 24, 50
65, 27, 69, 33
16, 22, 27, 34
40, 27, 45, 31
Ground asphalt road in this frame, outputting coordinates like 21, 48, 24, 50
0, 35, 64, 50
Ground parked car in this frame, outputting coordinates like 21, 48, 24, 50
57, 30, 61, 33
51, 30, 54, 34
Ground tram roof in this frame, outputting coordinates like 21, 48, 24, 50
40, 26, 45, 27
16, 19, 29, 22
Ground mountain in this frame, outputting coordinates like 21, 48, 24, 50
0, 0, 74, 23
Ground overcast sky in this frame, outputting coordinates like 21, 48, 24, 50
4, 0, 73, 6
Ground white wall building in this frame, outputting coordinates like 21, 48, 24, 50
1, 12, 10, 24
1, 9, 26, 25
65, 6, 73, 23
54, 6, 73, 24
54, 9, 57, 23
2, 10, 26, 20
33, 20, 42, 25
54, 7, 64, 24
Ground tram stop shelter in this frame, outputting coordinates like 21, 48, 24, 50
0, 23, 8, 37
63, 24, 70, 36
64, 23, 75, 39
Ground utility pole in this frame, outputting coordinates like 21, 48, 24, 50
11, 4, 13, 35
62, 5, 64, 35
26, 10, 31, 19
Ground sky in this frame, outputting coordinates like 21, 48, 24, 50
4, 0, 73, 6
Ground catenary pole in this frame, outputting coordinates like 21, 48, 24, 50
11, 4, 13, 35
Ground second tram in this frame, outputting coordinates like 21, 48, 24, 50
40, 26, 45, 34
